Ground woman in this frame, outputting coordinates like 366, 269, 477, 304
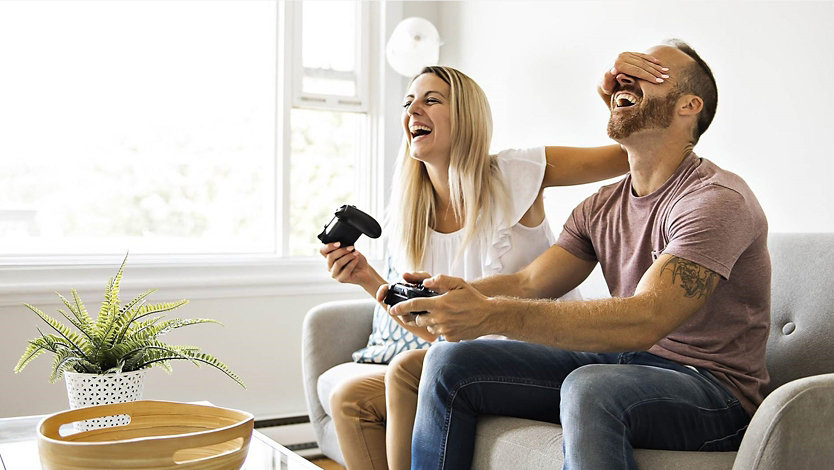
320, 66, 628, 470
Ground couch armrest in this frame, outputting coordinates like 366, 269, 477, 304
301, 299, 376, 449
733, 372, 834, 470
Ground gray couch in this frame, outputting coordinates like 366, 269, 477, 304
302, 233, 834, 469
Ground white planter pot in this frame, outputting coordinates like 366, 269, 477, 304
63, 369, 148, 431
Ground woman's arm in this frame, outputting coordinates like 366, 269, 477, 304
542, 144, 628, 188
321, 245, 438, 341
516, 145, 628, 229
320, 243, 387, 297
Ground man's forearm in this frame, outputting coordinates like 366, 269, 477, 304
485, 294, 662, 352
470, 272, 535, 298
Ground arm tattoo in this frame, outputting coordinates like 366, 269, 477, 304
659, 256, 719, 299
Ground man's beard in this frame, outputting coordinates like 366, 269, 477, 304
607, 90, 680, 140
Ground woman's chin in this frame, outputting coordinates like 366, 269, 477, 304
409, 149, 427, 162
409, 148, 451, 168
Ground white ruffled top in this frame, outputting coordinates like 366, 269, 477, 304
391, 147, 581, 300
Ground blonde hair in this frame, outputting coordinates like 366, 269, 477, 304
390, 66, 509, 270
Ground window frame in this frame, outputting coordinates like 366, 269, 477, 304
290, 1, 370, 113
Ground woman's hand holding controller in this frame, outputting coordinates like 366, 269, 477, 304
319, 242, 385, 297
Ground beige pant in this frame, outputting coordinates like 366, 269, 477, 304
329, 348, 427, 470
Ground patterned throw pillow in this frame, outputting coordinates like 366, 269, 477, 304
351, 303, 431, 363
351, 252, 434, 364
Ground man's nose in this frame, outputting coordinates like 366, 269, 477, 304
615, 73, 635, 87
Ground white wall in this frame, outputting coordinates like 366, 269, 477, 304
436, 0, 834, 234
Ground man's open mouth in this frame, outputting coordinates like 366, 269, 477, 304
613, 91, 640, 110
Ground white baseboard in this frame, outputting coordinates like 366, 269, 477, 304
257, 421, 317, 449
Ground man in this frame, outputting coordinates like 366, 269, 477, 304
385, 40, 770, 469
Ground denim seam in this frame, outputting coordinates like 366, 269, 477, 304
697, 424, 749, 451
694, 400, 742, 413
685, 367, 742, 406
439, 377, 562, 470
621, 395, 742, 416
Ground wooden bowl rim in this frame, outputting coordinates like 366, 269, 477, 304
37, 400, 254, 446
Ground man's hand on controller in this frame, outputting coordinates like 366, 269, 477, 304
386, 272, 493, 342
375, 271, 432, 324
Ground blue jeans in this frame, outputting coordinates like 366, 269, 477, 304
411, 340, 750, 470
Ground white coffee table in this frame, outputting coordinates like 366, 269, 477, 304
0, 412, 320, 470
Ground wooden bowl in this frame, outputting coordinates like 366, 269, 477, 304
37, 400, 254, 470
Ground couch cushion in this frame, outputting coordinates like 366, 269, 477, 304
766, 233, 834, 395
317, 362, 387, 416
473, 416, 737, 469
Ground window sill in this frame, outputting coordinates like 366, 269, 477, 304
0, 256, 372, 307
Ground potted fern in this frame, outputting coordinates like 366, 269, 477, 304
13, 254, 244, 429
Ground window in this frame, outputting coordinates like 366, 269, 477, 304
289, 109, 364, 256
283, 0, 374, 257
0, 0, 380, 261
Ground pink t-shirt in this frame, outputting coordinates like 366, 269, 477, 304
557, 152, 770, 416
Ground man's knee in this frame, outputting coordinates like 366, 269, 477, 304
422, 341, 485, 376
418, 341, 485, 396
560, 365, 626, 417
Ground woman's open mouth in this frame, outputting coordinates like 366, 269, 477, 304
410, 124, 432, 142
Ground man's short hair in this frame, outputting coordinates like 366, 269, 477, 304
665, 39, 717, 144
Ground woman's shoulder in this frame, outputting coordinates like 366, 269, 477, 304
493, 146, 547, 208
493, 147, 547, 188
494, 146, 546, 166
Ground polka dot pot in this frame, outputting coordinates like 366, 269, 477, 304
63, 369, 148, 431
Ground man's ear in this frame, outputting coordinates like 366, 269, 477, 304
678, 94, 703, 116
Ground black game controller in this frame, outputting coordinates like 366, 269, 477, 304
383, 282, 440, 314
317, 205, 382, 247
